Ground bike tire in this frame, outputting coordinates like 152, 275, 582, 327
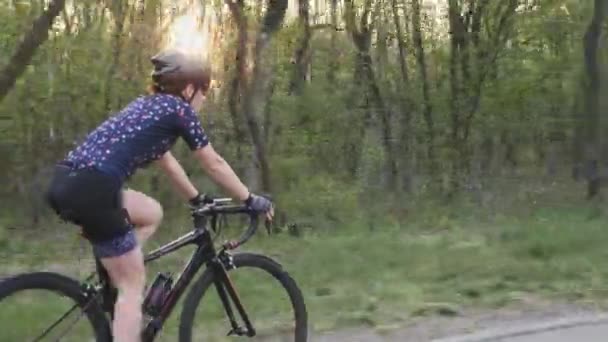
0, 272, 111, 341
178, 253, 308, 341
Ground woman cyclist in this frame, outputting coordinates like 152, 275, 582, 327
45, 50, 273, 342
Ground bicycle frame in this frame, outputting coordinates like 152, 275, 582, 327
98, 205, 258, 341
27, 200, 263, 342
141, 226, 217, 340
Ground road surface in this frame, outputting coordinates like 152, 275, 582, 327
500, 324, 608, 341
435, 314, 608, 342
314, 306, 608, 342
315, 321, 608, 341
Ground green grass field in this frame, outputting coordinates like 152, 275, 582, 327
3, 177, 608, 340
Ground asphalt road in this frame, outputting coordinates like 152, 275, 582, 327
313, 312, 608, 342
498, 324, 608, 342
434, 314, 608, 342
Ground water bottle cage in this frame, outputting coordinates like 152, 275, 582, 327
143, 273, 173, 316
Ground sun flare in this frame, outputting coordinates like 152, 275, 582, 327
167, 14, 204, 58
164, 5, 218, 63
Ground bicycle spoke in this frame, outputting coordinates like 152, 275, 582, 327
31, 294, 98, 342
51, 317, 87, 342
181, 253, 306, 341
31, 303, 80, 342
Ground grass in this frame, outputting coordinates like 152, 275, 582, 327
3, 176, 608, 339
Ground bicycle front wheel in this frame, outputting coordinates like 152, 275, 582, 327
179, 253, 308, 342
0, 272, 111, 341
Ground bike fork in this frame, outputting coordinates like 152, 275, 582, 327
211, 257, 256, 337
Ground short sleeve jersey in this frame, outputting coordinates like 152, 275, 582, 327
65, 93, 209, 182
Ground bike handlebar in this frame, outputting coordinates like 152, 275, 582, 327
190, 197, 260, 250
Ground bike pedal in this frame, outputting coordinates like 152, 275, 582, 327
227, 327, 247, 336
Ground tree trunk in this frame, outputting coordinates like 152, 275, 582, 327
411, 0, 436, 171
343, 55, 367, 178
289, 0, 311, 95
345, 0, 398, 189
0, 0, 67, 102
361, 53, 398, 189
447, 0, 463, 195
264, 78, 276, 147
391, 0, 413, 192
238, 0, 288, 192
392, 0, 409, 84
375, 0, 388, 80
582, 0, 606, 198
327, 0, 339, 86
104, 0, 128, 111
446, 0, 518, 196
226, 0, 248, 174
462, 0, 517, 141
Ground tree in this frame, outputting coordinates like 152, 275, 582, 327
580, 0, 607, 198
411, 0, 436, 173
289, 0, 312, 95
446, 0, 518, 194
345, 0, 398, 189
238, 0, 289, 192
0, 0, 66, 102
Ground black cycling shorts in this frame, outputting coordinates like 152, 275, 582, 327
45, 163, 137, 258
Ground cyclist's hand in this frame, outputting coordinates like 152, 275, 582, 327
245, 193, 274, 221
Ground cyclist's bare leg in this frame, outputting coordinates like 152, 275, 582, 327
101, 247, 145, 342
92, 189, 162, 341
123, 189, 163, 245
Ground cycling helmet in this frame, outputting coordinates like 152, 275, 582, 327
150, 50, 211, 96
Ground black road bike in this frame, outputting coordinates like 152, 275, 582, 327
0, 197, 308, 341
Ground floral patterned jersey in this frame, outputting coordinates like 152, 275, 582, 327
65, 93, 209, 183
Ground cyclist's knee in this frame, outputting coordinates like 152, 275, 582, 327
148, 199, 163, 228
141, 197, 163, 228
123, 189, 163, 228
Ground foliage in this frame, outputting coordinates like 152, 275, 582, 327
0, 0, 605, 227
5, 181, 608, 335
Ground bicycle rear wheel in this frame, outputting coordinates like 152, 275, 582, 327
179, 253, 308, 341
0, 272, 111, 341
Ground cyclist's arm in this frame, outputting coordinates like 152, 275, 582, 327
156, 151, 199, 201
193, 144, 250, 202
173, 102, 249, 202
